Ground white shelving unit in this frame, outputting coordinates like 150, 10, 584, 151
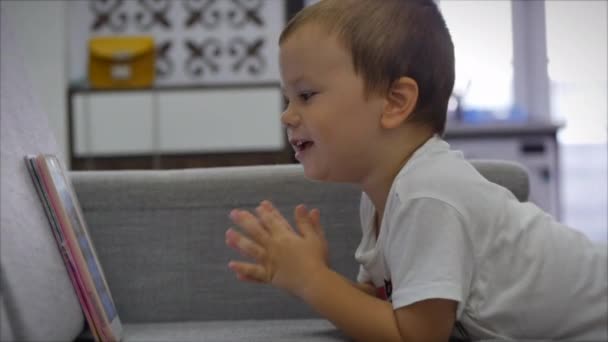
69, 84, 285, 158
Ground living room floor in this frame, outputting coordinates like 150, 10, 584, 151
560, 143, 607, 242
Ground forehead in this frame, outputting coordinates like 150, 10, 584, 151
279, 23, 353, 84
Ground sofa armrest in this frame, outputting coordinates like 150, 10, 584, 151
70, 164, 362, 323
470, 159, 529, 202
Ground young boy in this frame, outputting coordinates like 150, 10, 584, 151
225, 0, 608, 340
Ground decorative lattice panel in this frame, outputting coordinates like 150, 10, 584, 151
68, 0, 285, 85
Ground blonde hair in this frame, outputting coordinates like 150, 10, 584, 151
280, 0, 455, 135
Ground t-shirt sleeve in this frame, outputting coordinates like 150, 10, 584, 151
385, 197, 474, 317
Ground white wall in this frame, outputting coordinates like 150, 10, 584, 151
0, 0, 69, 166
546, 0, 607, 144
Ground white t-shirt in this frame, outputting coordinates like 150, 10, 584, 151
355, 135, 607, 340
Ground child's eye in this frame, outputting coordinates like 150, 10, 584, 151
282, 96, 290, 110
299, 91, 317, 102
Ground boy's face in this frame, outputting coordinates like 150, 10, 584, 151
279, 23, 386, 183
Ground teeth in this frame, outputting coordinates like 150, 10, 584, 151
291, 139, 311, 150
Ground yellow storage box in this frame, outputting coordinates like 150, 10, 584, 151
88, 36, 156, 88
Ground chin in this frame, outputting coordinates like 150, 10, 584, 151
302, 164, 350, 183
301, 163, 330, 182
302, 166, 325, 182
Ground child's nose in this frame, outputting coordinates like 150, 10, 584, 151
280, 105, 301, 128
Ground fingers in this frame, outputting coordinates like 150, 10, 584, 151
230, 209, 269, 245
255, 201, 293, 235
309, 208, 324, 237
225, 228, 266, 262
228, 261, 269, 283
235, 273, 265, 284
255, 202, 322, 239
294, 204, 316, 237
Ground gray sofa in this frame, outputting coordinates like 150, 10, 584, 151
0, 15, 530, 342
72, 161, 528, 342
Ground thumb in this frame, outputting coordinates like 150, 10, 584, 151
294, 204, 315, 237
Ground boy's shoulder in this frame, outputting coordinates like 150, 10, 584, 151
392, 142, 513, 211
395, 141, 478, 192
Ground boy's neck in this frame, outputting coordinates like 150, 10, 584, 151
362, 125, 435, 230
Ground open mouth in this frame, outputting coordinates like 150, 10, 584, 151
293, 140, 314, 152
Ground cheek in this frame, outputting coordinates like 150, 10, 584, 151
341, 107, 381, 142
309, 98, 381, 154
321, 126, 370, 163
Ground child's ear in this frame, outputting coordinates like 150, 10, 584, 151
380, 77, 418, 129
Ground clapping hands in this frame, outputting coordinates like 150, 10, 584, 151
225, 200, 329, 297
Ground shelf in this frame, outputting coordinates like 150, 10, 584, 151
445, 121, 563, 138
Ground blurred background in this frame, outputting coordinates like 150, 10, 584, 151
1, 0, 606, 241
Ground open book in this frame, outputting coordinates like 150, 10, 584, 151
25, 154, 122, 342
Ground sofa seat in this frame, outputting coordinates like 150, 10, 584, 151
122, 319, 346, 342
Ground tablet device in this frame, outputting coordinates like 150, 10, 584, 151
26, 154, 122, 342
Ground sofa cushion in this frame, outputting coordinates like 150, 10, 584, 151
0, 11, 84, 342
121, 319, 346, 342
